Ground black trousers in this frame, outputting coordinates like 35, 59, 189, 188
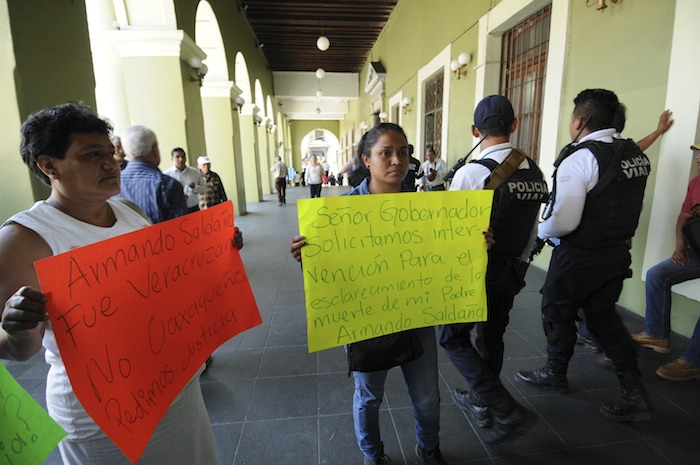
275, 177, 286, 204
438, 260, 523, 410
542, 242, 639, 374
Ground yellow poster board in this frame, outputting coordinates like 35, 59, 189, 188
297, 190, 493, 352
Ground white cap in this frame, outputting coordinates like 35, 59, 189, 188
197, 156, 211, 165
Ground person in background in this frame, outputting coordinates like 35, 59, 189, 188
401, 144, 422, 192
631, 143, 700, 381
337, 170, 344, 186
118, 125, 187, 223
164, 147, 206, 214
111, 135, 127, 169
321, 158, 331, 185
290, 123, 448, 465
0, 102, 240, 465
515, 89, 654, 423
197, 156, 228, 210
418, 146, 447, 191
271, 155, 288, 206
340, 157, 364, 187
304, 155, 324, 198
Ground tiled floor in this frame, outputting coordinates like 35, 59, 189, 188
4, 185, 700, 465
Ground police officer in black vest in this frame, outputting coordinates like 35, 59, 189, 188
515, 89, 654, 422
440, 95, 548, 444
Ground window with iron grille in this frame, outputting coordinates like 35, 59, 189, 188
423, 70, 444, 158
500, 4, 551, 162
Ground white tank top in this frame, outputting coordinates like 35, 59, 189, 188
5, 199, 150, 439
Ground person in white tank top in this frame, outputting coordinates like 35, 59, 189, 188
0, 102, 242, 465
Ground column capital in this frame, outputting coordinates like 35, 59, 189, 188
107, 29, 206, 64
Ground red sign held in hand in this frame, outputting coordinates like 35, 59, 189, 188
35, 201, 261, 463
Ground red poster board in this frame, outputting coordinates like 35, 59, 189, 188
34, 201, 261, 463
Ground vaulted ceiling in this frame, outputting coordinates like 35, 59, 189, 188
239, 0, 398, 73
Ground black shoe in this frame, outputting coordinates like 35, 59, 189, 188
600, 371, 654, 422
364, 443, 391, 465
515, 364, 568, 393
483, 404, 535, 445
452, 388, 492, 428
576, 334, 601, 353
415, 444, 448, 465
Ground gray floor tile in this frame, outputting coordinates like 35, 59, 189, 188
235, 417, 318, 465
319, 414, 366, 465
258, 345, 317, 377
571, 440, 673, 465
246, 375, 318, 421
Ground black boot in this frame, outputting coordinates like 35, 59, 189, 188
452, 388, 492, 428
515, 361, 568, 393
483, 403, 535, 445
600, 371, 654, 422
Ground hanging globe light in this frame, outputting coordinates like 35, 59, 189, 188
317, 35, 330, 51
315, 68, 326, 79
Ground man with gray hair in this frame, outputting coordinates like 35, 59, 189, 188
118, 125, 187, 223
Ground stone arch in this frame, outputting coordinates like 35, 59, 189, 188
301, 129, 341, 176
234, 52, 252, 106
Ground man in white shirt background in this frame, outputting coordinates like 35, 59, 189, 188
419, 146, 447, 191
164, 147, 206, 214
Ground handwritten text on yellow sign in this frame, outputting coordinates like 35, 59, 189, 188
298, 190, 493, 352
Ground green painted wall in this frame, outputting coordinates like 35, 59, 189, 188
0, 0, 33, 222
361, 0, 492, 162
5, 0, 98, 210
201, 96, 245, 214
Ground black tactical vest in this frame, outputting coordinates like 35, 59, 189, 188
558, 138, 650, 249
471, 155, 549, 260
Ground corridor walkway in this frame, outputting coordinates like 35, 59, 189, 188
5, 185, 700, 464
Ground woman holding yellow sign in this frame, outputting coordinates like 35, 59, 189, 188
291, 123, 447, 465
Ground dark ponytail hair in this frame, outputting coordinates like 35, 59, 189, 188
348, 122, 407, 187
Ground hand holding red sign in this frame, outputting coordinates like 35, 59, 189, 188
34, 202, 261, 463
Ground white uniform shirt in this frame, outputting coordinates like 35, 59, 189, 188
538, 128, 615, 240
163, 166, 206, 209
419, 158, 448, 189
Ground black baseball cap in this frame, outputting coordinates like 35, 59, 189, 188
474, 95, 515, 130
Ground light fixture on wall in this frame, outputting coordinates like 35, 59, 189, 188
401, 97, 412, 114
586, 0, 620, 11
378, 111, 388, 122
450, 52, 471, 80
254, 114, 263, 126
188, 56, 208, 86
234, 95, 245, 113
